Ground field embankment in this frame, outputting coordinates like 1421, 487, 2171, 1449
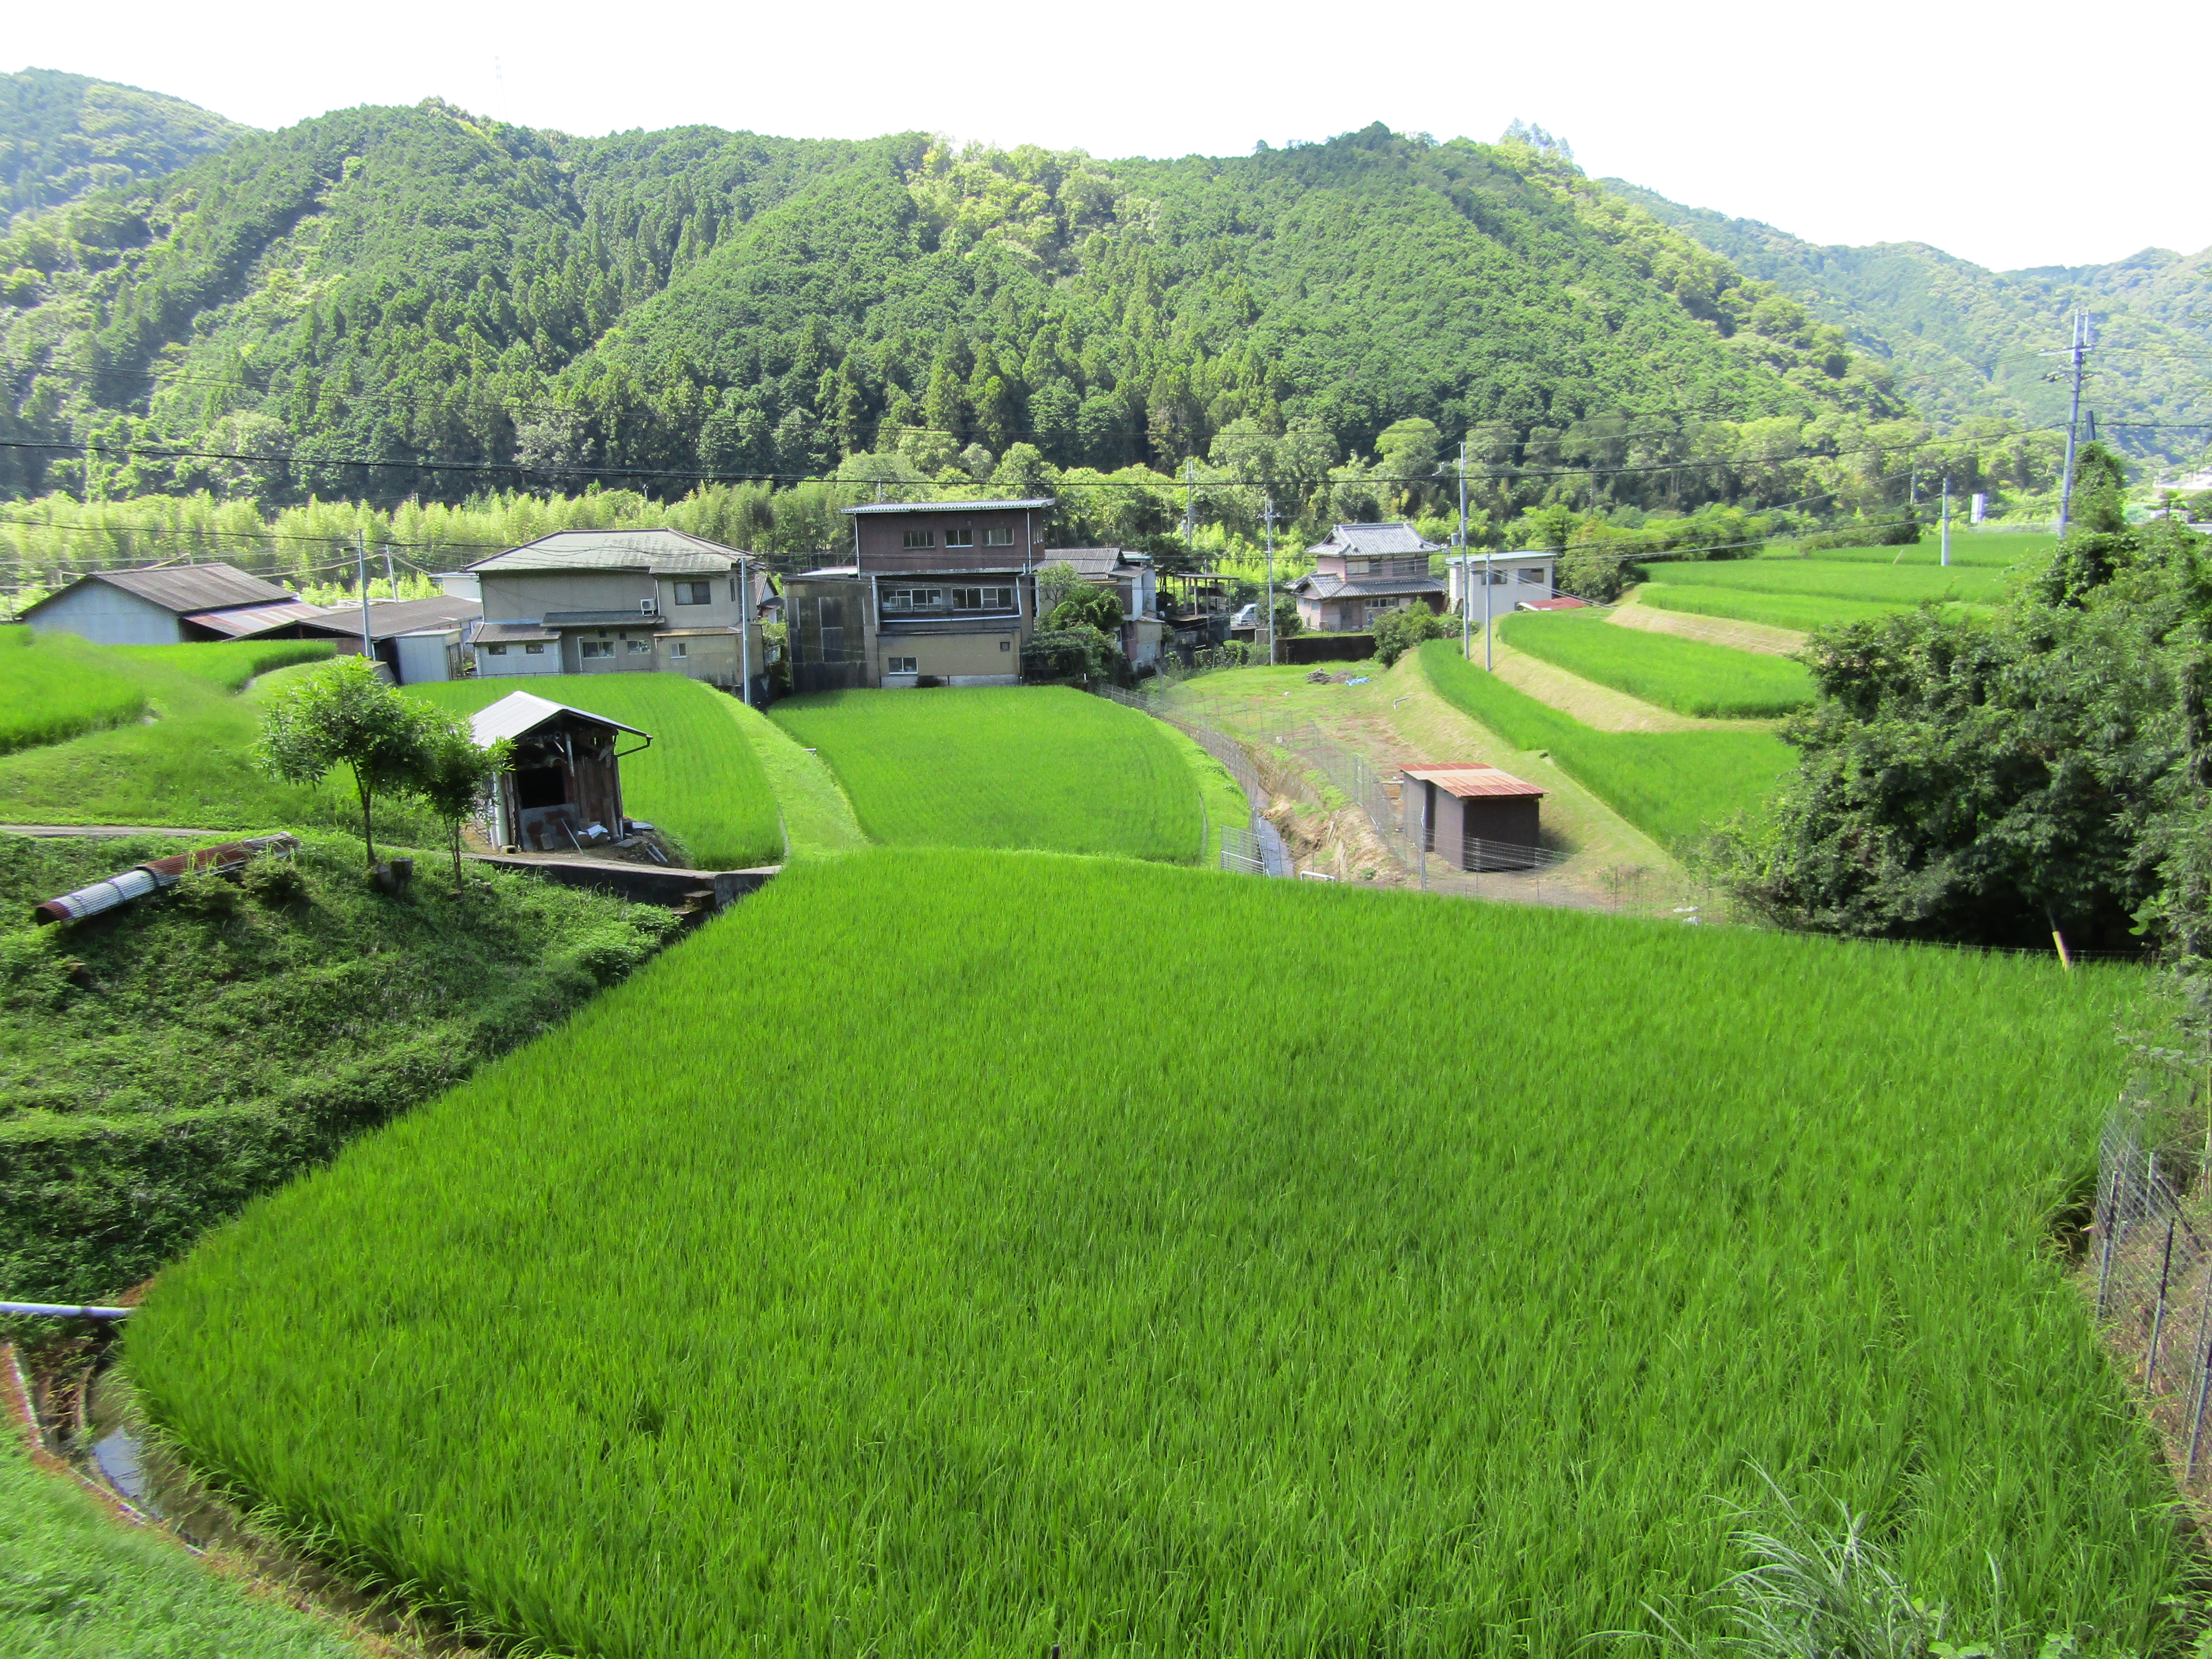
407, 674, 784, 870
773, 686, 1207, 862
1497, 609, 1814, 718
1419, 641, 1794, 845
0, 831, 676, 1305
129, 848, 2188, 1654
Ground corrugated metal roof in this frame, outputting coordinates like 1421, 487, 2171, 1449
843, 498, 1054, 515
29, 561, 294, 618
464, 529, 741, 575
470, 692, 650, 747
290, 596, 485, 641
182, 599, 330, 637
1402, 765, 1547, 799
474, 622, 559, 644
1516, 596, 1588, 611
1042, 547, 1143, 576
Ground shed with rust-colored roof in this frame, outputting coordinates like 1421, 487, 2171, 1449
1400, 764, 1547, 871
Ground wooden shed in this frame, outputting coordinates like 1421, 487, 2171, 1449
471, 692, 652, 853
1400, 765, 1547, 872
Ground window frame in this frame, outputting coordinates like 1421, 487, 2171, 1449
886, 654, 919, 675
981, 526, 1013, 547
523, 643, 546, 656
486, 642, 508, 656
901, 528, 936, 549
942, 526, 975, 548
673, 580, 711, 606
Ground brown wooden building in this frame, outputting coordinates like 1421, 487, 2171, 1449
471, 692, 651, 853
1400, 765, 1546, 871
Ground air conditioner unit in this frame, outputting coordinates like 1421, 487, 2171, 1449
640, 598, 658, 614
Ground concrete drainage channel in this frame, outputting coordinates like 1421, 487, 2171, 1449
469, 851, 778, 922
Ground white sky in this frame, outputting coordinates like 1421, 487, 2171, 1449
13, 0, 2205, 273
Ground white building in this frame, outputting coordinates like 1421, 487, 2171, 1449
1445, 550, 1558, 612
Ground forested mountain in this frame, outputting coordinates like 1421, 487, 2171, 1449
0, 100, 1902, 514
0, 68, 247, 227
1604, 180, 2212, 467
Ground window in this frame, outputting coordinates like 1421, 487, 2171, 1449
580, 639, 611, 659
670, 641, 688, 659
1348, 558, 1371, 574
981, 526, 1013, 547
951, 585, 1014, 610
674, 580, 711, 605
486, 643, 508, 656
1516, 566, 1545, 584
884, 586, 943, 611
943, 526, 974, 547
887, 655, 918, 674
627, 638, 651, 653
901, 528, 936, 549
1000, 638, 1011, 651
524, 643, 546, 656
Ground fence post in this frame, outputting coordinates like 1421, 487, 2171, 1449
2148, 1215, 2179, 1398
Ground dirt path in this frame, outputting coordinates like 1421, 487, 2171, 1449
1610, 589, 1807, 656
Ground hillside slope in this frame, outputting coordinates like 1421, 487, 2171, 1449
1604, 179, 2212, 464
0, 108, 1894, 506
0, 67, 247, 226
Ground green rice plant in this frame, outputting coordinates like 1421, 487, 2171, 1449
0, 629, 150, 755
129, 850, 2192, 1656
117, 638, 336, 691
772, 686, 1205, 861
1420, 641, 1795, 844
408, 674, 782, 869
1500, 610, 1814, 717
1636, 584, 1930, 634
1643, 559, 2016, 607
1764, 532, 2056, 571
727, 699, 868, 858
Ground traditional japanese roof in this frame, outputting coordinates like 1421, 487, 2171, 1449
1291, 573, 1447, 599
470, 692, 650, 748
843, 498, 1054, 516
1309, 522, 1442, 558
1401, 765, 1547, 799
465, 529, 741, 575
181, 599, 330, 638
25, 561, 293, 620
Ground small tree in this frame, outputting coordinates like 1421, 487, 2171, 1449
1371, 605, 1451, 667
1044, 583, 1124, 635
413, 709, 510, 894
256, 655, 427, 867
1034, 560, 1085, 617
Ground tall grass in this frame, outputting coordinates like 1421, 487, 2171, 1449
129, 850, 2190, 1656
772, 686, 1205, 862
1500, 611, 1814, 717
0, 628, 149, 755
408, 674, 783, 870
1420, 641, 1795, 845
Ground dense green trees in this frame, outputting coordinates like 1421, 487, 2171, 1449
0, 69, 246, 227
1716, 498, 2212, 954
1, 106, 1905, 522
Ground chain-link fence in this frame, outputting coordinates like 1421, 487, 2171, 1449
2094, 1104, 2212, 1493
1094, 686, 1290, 877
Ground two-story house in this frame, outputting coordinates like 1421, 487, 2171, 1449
785, 498, 1054, 691
1445, 550, 1559, 612
465, 529, 773, 699
1288, 523, 1449, 633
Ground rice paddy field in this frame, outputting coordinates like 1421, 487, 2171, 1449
1420, 641, 1795, 844
1498, 609, 1814, 717
773, 686, 1206, 862
1634, 582, 1926, 634
408, 674, 783, 869
117, 637, 334, 691
1641, 556, 2017, 607
0, 625, 151, 754
128, 850, 2191, 1656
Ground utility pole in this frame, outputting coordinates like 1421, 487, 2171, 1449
1483, 544, 1493, 672
1939, 478, 1951, 568
1261, 495, 1277, 668
738, 552, 753, 708
1183, 457, 1196, 568
1458, 439, 1471, 662
382, 544, 395, 598
2058, 310, 2089, 538
356, 530, 374, 669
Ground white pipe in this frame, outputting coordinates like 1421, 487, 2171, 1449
2, 1301, 132, 1319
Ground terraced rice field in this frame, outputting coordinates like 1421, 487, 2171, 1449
1642, 557, 2015, 607
773, 686, 1206, 862
130, 849, 2188, 1656
1498, 609, 1814, 717
0, 626, 151, 755
1421, 641, 1795, 845
1634, 583, 1925, 634
409, 674, 783, 869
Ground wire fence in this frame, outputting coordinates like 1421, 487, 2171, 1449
2094, 1102, 2212, 1497
1094, 685, 1289, 877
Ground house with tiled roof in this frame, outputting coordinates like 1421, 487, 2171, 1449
1288, 523, 1448, 633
